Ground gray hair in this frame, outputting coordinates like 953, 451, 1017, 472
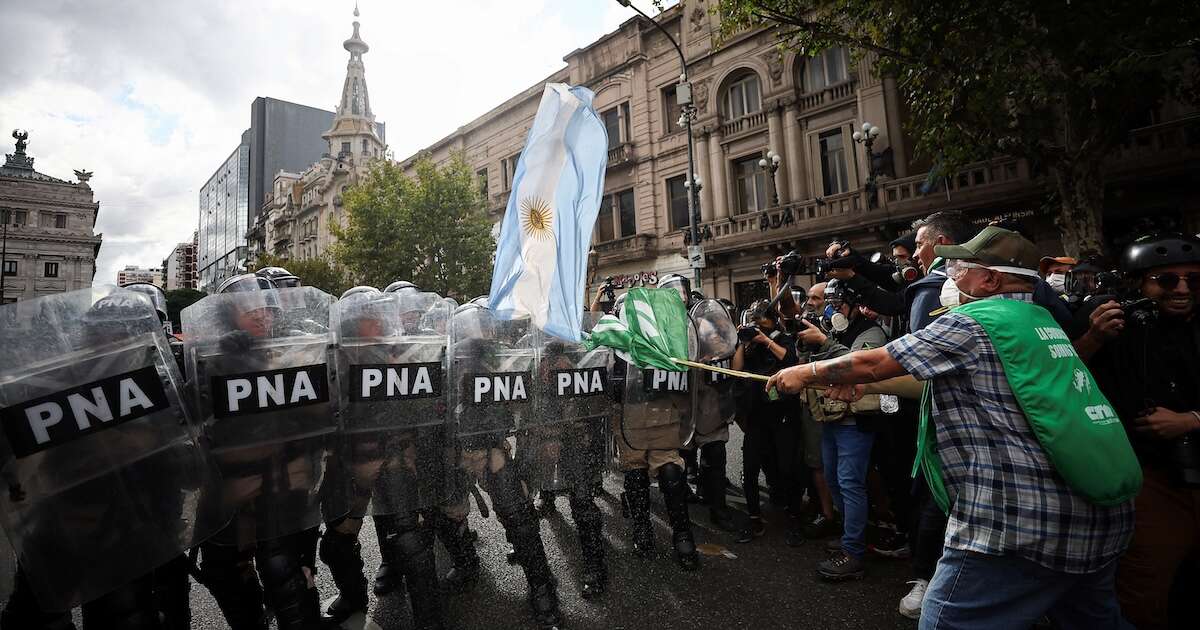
912, 211, 974, 245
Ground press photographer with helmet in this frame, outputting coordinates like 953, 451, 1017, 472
1076, 233, 1200, 629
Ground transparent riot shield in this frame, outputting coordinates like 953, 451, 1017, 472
0, 287, 228, 611
447, 305, 535, 448
620, 318, 698, 452
690, 299, 739, 444
522, 314, 613, 494
182, 286, 347, 546
331, 291, 450, 516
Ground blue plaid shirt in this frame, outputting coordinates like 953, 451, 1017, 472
886, 293, 1134, 574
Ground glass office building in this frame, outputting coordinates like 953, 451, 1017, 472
197, 140, 250, 289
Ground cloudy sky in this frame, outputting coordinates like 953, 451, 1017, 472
0, 0, 668, 286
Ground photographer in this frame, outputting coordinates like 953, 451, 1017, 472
1076, 233, 1200, 630
794, 280, 889, 581
820, 240, 909, 318
589, 278, 618, 314
731, 301, 798, 543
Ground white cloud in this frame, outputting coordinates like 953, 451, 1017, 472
0, 0, 673, 287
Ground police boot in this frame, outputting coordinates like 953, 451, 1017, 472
153, 554, 193, 630
621, 468, 654, 557
256, 535, 322, 630
2, 565, 78, 630
658, 463, 700, 571
432, 511, 480, 594
569, 490, 607, 599
701, 442, 741, 533
371, 514, 402, 596
317, 523, 368, 625
390, 516, 445, 630
198, 542, 267, 630
487, 463, 562, 629
80, 575, 162, 629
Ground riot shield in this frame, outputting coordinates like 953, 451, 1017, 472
447, 305, 535, 447
331, 291, 450, 516
690, 299, 739, 443
182, 286, 347, 546
0, 287, 228, 611
522, 314, 613, 493
620, 315, 698, 452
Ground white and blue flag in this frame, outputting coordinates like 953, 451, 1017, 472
488, 83, 608, 341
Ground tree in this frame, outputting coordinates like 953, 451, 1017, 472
332, 155, 495, 301
247, 253, 354, 298
715, 0, 1199, 256
164, 288, 205, 332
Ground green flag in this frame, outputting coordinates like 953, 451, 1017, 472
584, 288, 689, 371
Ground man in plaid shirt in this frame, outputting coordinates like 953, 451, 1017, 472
768, 227, 1135, 629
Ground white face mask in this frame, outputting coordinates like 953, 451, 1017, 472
939, 277, 961, 307
1046, 273, 1067, 293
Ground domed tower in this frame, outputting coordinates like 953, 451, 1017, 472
323, 4, 385, 165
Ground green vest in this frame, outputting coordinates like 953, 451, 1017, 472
916, 298, 1142, 514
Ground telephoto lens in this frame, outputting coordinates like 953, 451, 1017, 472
737, 325, 760, 343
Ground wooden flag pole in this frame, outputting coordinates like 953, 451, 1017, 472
670, 358, 924, 400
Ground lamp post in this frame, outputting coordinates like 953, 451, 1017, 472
758, 150, 781, 207
853, 121, 883, 203
616, 0, 703, 290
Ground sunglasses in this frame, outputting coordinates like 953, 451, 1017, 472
1147, 272, 1200, 290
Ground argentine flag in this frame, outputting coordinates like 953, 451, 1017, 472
488, 84, 608, 341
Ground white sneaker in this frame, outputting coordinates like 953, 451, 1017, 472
898, 579, 928, 620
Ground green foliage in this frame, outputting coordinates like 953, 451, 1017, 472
248, 253, 353, 298
332, 155, 495, 301
715, 0, 1200, 255
164, 288, 205, 332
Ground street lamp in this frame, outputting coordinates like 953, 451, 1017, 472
853, 122, 884, 203
616, 0, 703, 290
758, 150, 781, 207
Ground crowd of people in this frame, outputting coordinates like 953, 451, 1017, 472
0, 210, 1197, 630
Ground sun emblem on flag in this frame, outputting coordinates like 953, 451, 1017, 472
520, 196, 554, 241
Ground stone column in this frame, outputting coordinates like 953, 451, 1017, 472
783, 104, 808, 201
767, 103, 790, 204
696, 130, 714, 223
882, 76, 909, 178
708, 127, 729, 219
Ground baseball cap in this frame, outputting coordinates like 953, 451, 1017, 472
935, 226, 1041, 276
1038, 256, 1078, 276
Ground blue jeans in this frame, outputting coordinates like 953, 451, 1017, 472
820, 422, 874, 558
921, 548, 1130, 630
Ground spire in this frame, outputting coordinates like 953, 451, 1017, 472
324, 3, 383, 158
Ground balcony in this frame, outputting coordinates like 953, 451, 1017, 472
272, 209, 294, 226
719, 110, 768, 138
594, 233, 656, 265
1109, 115, 1200, 177
698, 190, 865, 254
876, 156, 1034, 218
607, 142, 635, 169
797, 80, 857, 115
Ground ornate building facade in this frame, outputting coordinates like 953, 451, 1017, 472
403, 0, 1199, 310
249, 7, 386, 264
0, 130, 103, 303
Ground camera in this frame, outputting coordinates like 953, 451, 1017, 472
760, 262, 777, 278
760, 250, 805, 279
1084, 271, 1159, 325
600, 276, 617, 301
737, 324, 760, 343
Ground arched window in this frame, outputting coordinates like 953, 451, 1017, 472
801, 47, 850, 93
722, 72, 761, 119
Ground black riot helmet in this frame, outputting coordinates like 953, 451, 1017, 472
657, 273, 692, 307
340, 286, 379, 300
121, 282, 168, 323
383, 280, 420, 294
82, 290, 159, 344
256, 266, 302, 288
218, 273, 276, 294
1121, 233, 1200, 275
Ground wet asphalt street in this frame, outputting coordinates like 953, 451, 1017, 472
43, 426, 916, 629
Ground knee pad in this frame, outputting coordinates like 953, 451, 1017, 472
656, 462, 685, 487
700, 441, 726, 469
568, 489, 601, 530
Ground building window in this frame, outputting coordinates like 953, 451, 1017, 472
361, 139, 369, 154
802, 47, 850, 93
44, 262, 59, 278
662, 85, 682, 135
39, 213, 54, 228
595, 189, 636, 242
503, 153, 521, 190
819, 129, 850, 195
55, 213, 67, 228
733, 154, 768, 213
722, 73, 761, 119
3, 261, 16, 276
341, 142, 351, 155
476, 168, 489, 198
601, 103, 631, 149
666, 175, 690, 231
